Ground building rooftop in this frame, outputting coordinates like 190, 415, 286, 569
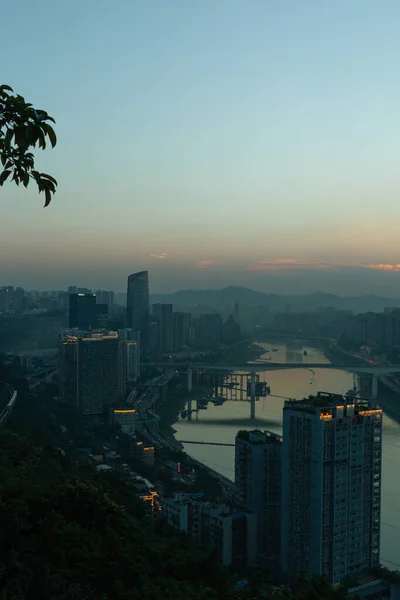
236, 429, 282, 445
283, 392, 382, 419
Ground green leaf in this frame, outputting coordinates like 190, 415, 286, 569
22, 172, 29, 188
0, 170, 11, 185
41, 173, 58, 185
45, 124, 57, 148
43, 187, 52, 207
4, 129, 13, 147
37, 130, 46, 149
0, 85, 13, 92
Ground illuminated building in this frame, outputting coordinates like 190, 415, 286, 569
162, 493, 257, 567
112, 408, 135, 436
59, 330, 123, 415
281, 392, 382, 585
118, 329, 140, 386
134, 441, 155, 466
235, 429, 282, 564
126, 271, 149, 348
131, 476, 160, 519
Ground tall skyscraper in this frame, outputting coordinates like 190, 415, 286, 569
148, 320, 159, 353
59, 330, 122, 415
281, 392, 382, 585
172, 312, 191, 351
152, 303, 173, 352
235, 430, 282, 563
126, 271, 149, 348
198, 313, 223, 345
69, 293, 98, 329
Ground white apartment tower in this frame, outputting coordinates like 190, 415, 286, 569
281, 392, 382, 585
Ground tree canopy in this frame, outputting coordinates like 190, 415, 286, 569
0, 84, 57, 206
0, 358, 356, 600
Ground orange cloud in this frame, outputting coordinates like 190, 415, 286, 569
150, 253, 167, 260
197, 260, 217, 269
247, 258, 333, 271
364, 264, 400, 272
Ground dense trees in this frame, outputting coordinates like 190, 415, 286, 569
0, 431, 233, 600
0, 84, 57, 206
0, 359, 354, 599
0, 430, 356, 600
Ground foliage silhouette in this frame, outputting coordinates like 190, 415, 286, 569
0, 84, 57, 206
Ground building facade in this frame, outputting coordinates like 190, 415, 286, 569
69, 293, 99, 329
118, 328, 140, 383
172, 312, 192, 351
59, 330, 122, 415
112, 408, 136, 436
162, 492, 257, 567
198, 314, 223, 345
126, 271, 149, 348
235, 429, 282, 563
281, 392, 382, 585
96, 289, 115, 312
152, 303, 173, 352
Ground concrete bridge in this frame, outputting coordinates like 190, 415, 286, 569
151, 361, 400, 375
151, 361, 399, 419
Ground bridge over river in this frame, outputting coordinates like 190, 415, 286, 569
150, 361, 399, 419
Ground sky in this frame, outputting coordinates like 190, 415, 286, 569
2, 0, 400, 295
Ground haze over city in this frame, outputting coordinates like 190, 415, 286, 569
2, 0, 400, 295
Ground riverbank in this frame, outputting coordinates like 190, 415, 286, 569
157, 341, 265, 441
155, 341, 266, 497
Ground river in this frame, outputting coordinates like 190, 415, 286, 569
173, 340, 400, 570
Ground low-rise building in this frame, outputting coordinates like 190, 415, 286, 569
162, 492, 257, 567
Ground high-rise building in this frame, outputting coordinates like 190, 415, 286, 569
126, 271, 149, 348
96, 289, 115, 312
0, 286, 13, 312
162, 492, 257, 567
12, 287, 25, 311
69, 293, 98, 329
198, 313, 223, 345
59, 330, 122, 415
152, 303, 173, 352
235, 430, 282, 563
172, 312, 191, 351
148, 320, 159, 353
118, 329, 140, 384
281, 392, 382, 585
68, 286, 92, 294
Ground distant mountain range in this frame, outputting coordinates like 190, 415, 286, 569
116, 286, 400, 314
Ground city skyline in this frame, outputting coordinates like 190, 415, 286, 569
3, 1, 400, 294
3, 265, 400, 298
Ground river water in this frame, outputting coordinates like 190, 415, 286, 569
174, 340, 400, 570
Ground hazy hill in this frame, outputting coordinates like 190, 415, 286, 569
115, 287, 400, 314
148, 287, 400, 314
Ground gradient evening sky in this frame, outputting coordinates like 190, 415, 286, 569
2, 0, 400, 295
